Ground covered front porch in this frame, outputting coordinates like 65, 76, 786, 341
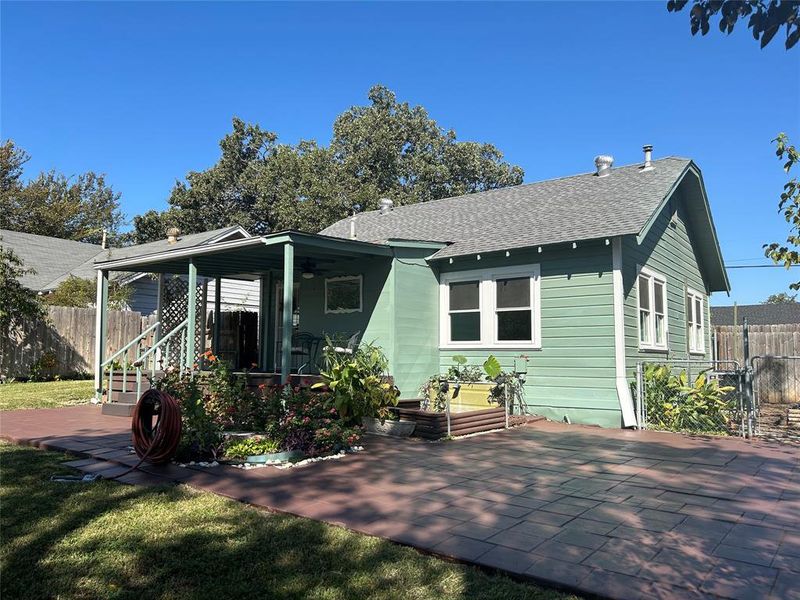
92, 231, 396, 400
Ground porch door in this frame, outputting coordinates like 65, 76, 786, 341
273, 282, 300, 372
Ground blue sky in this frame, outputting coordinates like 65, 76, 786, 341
2, 1, 798, 305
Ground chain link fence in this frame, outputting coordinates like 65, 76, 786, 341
750, 356, 800, 443
635, 360, 745, 437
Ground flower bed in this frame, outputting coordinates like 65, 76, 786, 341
153, 351, 362, 463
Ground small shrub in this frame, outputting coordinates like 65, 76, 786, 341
639, 364, 737, 434
29, 351, 59, 382
223, 436, 280, 459
314, 339, 399, 422
154, 367, 224, 461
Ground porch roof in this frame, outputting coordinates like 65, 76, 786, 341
93, 230, 393, 277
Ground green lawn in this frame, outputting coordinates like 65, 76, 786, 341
0, 443, 578, 600
0, 379, 94, 411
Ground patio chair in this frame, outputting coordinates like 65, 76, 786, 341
323, 331, 361, 356
291, 332, 322, 374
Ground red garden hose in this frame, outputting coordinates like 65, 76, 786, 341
109, 389, 182, 480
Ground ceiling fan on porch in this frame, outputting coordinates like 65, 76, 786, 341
300, 258, 319, 280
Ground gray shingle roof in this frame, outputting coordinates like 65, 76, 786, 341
0, 229, 103, 291
320, 157, 691, 259
711, 304, 800, 326
0, 226, 247, 290
95, 226, 248, 263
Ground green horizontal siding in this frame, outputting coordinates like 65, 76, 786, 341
623, 184, 714, 378
438, 241, 620, 428
389, 248, 440, 398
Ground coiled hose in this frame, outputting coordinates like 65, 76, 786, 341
109, 389, 182, 480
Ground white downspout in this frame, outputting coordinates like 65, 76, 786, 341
612, 237, 637, 427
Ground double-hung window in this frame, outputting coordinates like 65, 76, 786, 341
447, 280, 482, 342
495, 277, 533, 343
686, 288, 705, 354
440, 266, 541, 349
638, 267, 667, 350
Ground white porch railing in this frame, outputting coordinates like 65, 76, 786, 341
97, 318, 189, 403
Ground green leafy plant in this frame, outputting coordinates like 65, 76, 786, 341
482, 354, 527, 408
446, 355, 483, 382
314, 338, 399, 422
29, 351, 58, 382
482, 355, 502, 379
223, 436, 280, 459
200, 351, 257, 430
639, 364, 737, 434
154, 367, 224, 461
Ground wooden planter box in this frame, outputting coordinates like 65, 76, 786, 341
427, 382, 495, 412
788, 408, 800, 429
394, 405, 506, 440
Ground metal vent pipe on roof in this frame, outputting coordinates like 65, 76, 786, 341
378, 197, 394, 215
166, 227, 181, 244
642, 144, 654, 170
594, 155, 613, 177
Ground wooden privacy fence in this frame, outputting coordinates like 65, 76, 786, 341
715, 323, 800, 406
714, 323, 800, 366
0, 306, 157, 379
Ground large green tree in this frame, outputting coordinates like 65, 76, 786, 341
130, 85, 524, 242
0, 140, 125, 244
667, 0, 800, 49
42, 275, 131, 310
0, 242, 46, 335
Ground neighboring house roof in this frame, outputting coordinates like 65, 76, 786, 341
0, 229, 103, 291
711, 304, 800, 326
0, 226, 249, 291
320, 156, 729, 292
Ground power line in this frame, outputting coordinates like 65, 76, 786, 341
725, 264, 794, 269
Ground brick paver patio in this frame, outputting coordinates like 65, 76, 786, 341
2, 405, 799, 600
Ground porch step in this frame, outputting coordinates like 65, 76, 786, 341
109, 391, 139, 404
101, 402, 136, 417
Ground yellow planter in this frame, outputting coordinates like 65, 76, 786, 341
429, 382, 495, 413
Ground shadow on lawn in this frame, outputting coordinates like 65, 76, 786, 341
0, 444, 566, 600
2, 412, 798, 599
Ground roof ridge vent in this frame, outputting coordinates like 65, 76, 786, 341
594, 155, 613, 177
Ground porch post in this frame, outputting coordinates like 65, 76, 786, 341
93, 269, 109, 400
186, 259, 197, 372
259, 273, 271, 370
280, 243, 294, 383
212, 276, 222, 355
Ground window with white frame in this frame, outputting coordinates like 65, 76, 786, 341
686, 288, 705, 353
638, 268, 668, 350
325, 276, 362, 314
440, 266, 540, 348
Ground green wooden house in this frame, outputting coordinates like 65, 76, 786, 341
94, 152, 729, 428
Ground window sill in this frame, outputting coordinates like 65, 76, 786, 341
439, 345, 542, 352
689, 350, 706, 356
638, 347, 669, 354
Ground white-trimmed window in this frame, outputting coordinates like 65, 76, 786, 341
637, 267, 668, 350
686, 288, 705, 354
440, 266, 541, 349
448, 280, 482, 342
325, 276, 362, 314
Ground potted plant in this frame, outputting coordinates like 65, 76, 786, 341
314, 339, 413, 437
420, 355, 495, 412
